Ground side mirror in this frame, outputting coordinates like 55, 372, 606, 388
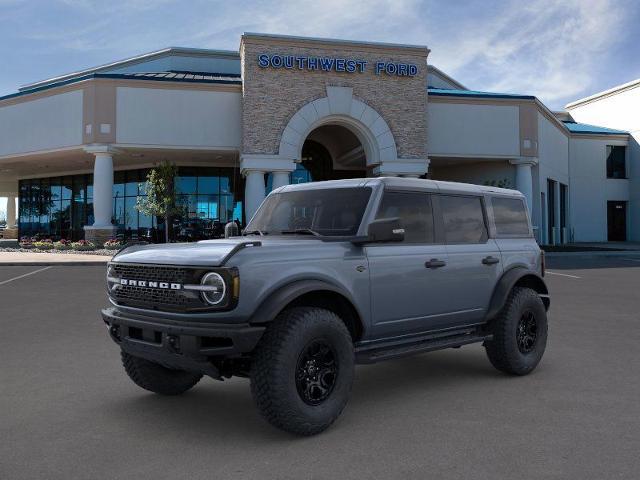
353, 217, 405, 244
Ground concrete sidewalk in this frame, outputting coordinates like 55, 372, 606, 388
0, 251, 111, 265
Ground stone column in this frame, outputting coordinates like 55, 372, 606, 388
2, 195, 18, 240
241, 154, 295, 222
6, 195, 16, 228
244, 170, 266, 222
84, 145, 118, 245
510, 158, 538, 216
271, 171, 290, 191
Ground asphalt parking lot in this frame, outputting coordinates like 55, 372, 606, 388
1, 257, 639, 479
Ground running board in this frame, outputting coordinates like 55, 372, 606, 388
355, 330, 491, 364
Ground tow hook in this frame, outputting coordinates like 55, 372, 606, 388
167, 334, 181, 354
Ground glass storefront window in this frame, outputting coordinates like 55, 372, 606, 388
18, 166, 243, 242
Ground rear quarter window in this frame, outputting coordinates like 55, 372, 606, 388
492, 197, 530, 236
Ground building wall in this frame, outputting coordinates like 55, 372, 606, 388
115, 87, 242, 148
427, 102, 520, 157
0, 90, 83, 156
567, 85, 639, 241
430, 160, 514, 186
240, 36, 429, 159
569, 137, 629, 241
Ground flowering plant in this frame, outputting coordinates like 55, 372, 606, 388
103, 238, 125, 249
54, 239, 73, 250
71, 240, 96, 251
33, 239, 54, 250
19, 236, 34, 249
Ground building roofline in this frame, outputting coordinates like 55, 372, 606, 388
19, 47, 240, 92
241, 32, 430, 55
428, 87, 535, 100
427, 65, 467, 90
565, 78, 640, 109
2, 72, 241, 104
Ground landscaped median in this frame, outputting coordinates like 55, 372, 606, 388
0, 237, 125, 264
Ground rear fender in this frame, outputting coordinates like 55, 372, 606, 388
485, 268, 549, 321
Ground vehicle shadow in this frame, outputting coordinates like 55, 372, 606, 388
102, 347, 505, 441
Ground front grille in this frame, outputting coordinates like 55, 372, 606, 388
110, 263, 207, 312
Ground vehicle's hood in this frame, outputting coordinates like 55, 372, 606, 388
111, 237, 326, 267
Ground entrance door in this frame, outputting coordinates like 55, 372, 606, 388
607, 201, 627, 241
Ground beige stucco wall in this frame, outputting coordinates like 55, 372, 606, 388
240, 35, 429, 160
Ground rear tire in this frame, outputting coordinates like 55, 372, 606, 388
485, 287, 548, 375
250, 307, 354, 436
121, 351, 202, 395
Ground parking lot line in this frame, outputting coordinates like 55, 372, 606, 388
546, 270, 581, 279
0, 266, 52, 286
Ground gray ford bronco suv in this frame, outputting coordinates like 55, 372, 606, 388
102, 177, 549, 435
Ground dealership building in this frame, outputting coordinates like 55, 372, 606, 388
0, 33, 637, 244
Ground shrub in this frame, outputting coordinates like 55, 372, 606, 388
71, 240, 96, 251
33, 239, 54, 250
54, 239, 73, 250
19, 236, 34, 249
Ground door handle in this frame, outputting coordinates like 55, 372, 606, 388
482, 256, 500, 265
425, 259, 446, 269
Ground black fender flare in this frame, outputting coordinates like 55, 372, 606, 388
485, 267, 550, 321
248, 279, 362, 325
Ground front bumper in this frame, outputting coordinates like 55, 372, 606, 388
102, 307, 265, 377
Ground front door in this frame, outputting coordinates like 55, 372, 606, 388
607, 201, 627, 241
366, 191, 452, 338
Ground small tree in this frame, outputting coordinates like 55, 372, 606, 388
136, 161, 181, 243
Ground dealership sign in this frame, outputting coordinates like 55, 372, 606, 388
258, 54, 418, 77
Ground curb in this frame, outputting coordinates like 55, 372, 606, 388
544, 251, 640, 257
0, 261, 109, 266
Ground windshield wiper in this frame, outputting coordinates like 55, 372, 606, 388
279, 228, 322, 237
243, 229, 267, 236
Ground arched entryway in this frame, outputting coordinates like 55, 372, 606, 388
297, 124, 367, 182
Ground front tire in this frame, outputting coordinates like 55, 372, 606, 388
121, 351, 202, 395
250, 307, 354, 436
485, 287, 548, 375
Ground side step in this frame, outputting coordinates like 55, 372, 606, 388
355, 330, 491, 364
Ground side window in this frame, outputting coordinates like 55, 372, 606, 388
376, 191, 434, 243
492, 197, 530, 236
440, 195, 488, 244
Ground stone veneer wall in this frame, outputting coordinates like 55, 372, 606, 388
240, 36, 429, 160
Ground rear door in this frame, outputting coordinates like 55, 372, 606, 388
366, 190, 452, 338
437, 194, 502, 326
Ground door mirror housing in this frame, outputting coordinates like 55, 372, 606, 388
353, 217, 405, 244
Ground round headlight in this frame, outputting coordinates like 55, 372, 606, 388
201, 272, 226, 305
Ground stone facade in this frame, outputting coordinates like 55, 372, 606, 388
240, 34, 429, 162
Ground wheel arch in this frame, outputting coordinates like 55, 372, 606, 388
248, 280, 365, 342
485, 267, 550, 321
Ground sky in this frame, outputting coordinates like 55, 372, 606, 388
1, 0, 640, 215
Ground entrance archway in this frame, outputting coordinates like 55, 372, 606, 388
299, 124, 367, 181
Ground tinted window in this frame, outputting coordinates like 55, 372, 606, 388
440, 195, 487, 244
246, 187, 372, 236
606, 145, 626, 179
492, 197, 530, 236
376, 191, 434, 243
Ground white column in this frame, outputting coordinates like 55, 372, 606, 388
271, 171, 290, 191
510, 158, 537, 216
6, 195, 17, 228
91, 152, 115, 227
244, 170, 266, 222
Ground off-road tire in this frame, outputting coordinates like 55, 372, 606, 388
250, 307, 355, 436
121, 351, 202, 395
485, 287, 548, 375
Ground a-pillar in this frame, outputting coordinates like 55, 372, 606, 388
83, 145, 118, 245
510, 158, 538, 217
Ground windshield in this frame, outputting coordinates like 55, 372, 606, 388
245, 187, 372, 237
